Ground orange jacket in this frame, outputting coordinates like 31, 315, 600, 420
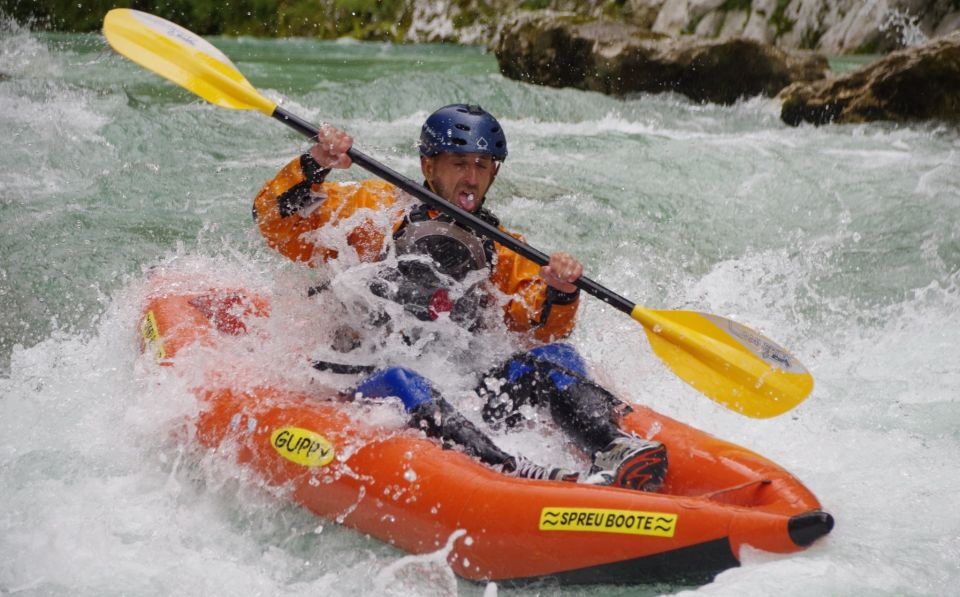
253, 154, 580, 342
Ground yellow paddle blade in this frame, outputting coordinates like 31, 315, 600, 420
632, 306, 813, 418
103, 9, 276, 115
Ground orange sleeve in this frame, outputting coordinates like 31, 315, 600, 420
252, 155, 404, 265
490, 230, 581, 343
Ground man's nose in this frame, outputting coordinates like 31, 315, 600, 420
464, 165, 479, 185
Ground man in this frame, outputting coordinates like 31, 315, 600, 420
253, 104, 667, 491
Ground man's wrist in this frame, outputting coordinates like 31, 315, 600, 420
301, 152, 331, 183
546, 285, 580, 305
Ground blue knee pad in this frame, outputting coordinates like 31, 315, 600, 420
504, 343, 587, 391
355, 367, 434, 412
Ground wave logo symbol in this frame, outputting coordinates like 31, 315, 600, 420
653, 516, 675, 532
540, 510, 562, 527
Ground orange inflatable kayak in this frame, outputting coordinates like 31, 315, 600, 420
138, 268, 833, 586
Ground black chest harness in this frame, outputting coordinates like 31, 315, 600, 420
393, 203, 499, 281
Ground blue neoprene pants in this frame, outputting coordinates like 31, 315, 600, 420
355, 343, 585, 411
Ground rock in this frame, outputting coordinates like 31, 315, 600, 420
404, 0, 492, 44
717, 11, 752, 40
780, 30, 960, 125
814, 0, 895, 54
934, 11, 960, 37
743, 0, 777, 45
652, 0, 691, 36
494, 12, 828, 104
624, 0, 669, 29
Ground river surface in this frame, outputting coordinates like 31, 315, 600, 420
2, 18, 959, 597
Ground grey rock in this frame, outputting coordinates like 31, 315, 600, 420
934, 11, 960, 37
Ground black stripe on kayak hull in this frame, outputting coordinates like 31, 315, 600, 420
497, 537, 739, 587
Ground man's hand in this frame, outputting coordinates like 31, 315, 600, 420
309, 124, 353, 169
539, 251, 583, 294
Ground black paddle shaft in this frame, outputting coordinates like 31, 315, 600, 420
271, 106, 636, 315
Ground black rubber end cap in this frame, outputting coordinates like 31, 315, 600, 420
788, 510, 835, 547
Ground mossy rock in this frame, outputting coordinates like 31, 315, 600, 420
780, 31, 960, 125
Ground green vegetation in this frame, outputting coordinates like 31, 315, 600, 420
768, 0, 794, 38
452, 2, 495, 32
719, 0, 752, 13
799, 24, 825, 50
330, 0, 410, 40
520, 0, 551, 9
682, 13, 706, 35
0, 0, 412, 39
852, 35, 884, 54
599, 0, 628, 19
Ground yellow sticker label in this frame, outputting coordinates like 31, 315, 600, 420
141, 310, 166, 361
539, 507, 677, 538
271, 427, 335, 467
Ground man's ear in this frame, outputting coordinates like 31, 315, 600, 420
420, 156, 432, 181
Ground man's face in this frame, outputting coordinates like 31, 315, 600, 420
421, 152, 497, 213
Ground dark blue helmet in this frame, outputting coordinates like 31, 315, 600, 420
418, 104, 508, 161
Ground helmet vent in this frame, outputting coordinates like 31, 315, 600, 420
454, 123, 471, 131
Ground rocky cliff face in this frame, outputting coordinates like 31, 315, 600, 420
404, 0, 960, 54
646, 0, 960, 53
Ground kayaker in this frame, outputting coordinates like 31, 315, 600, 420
253, 104, 667, 491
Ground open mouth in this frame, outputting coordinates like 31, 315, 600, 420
457, 191, 478, 211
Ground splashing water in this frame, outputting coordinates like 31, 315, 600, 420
879, 9, 929, 48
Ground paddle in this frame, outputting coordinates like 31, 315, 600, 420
103, 8, 814, 418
